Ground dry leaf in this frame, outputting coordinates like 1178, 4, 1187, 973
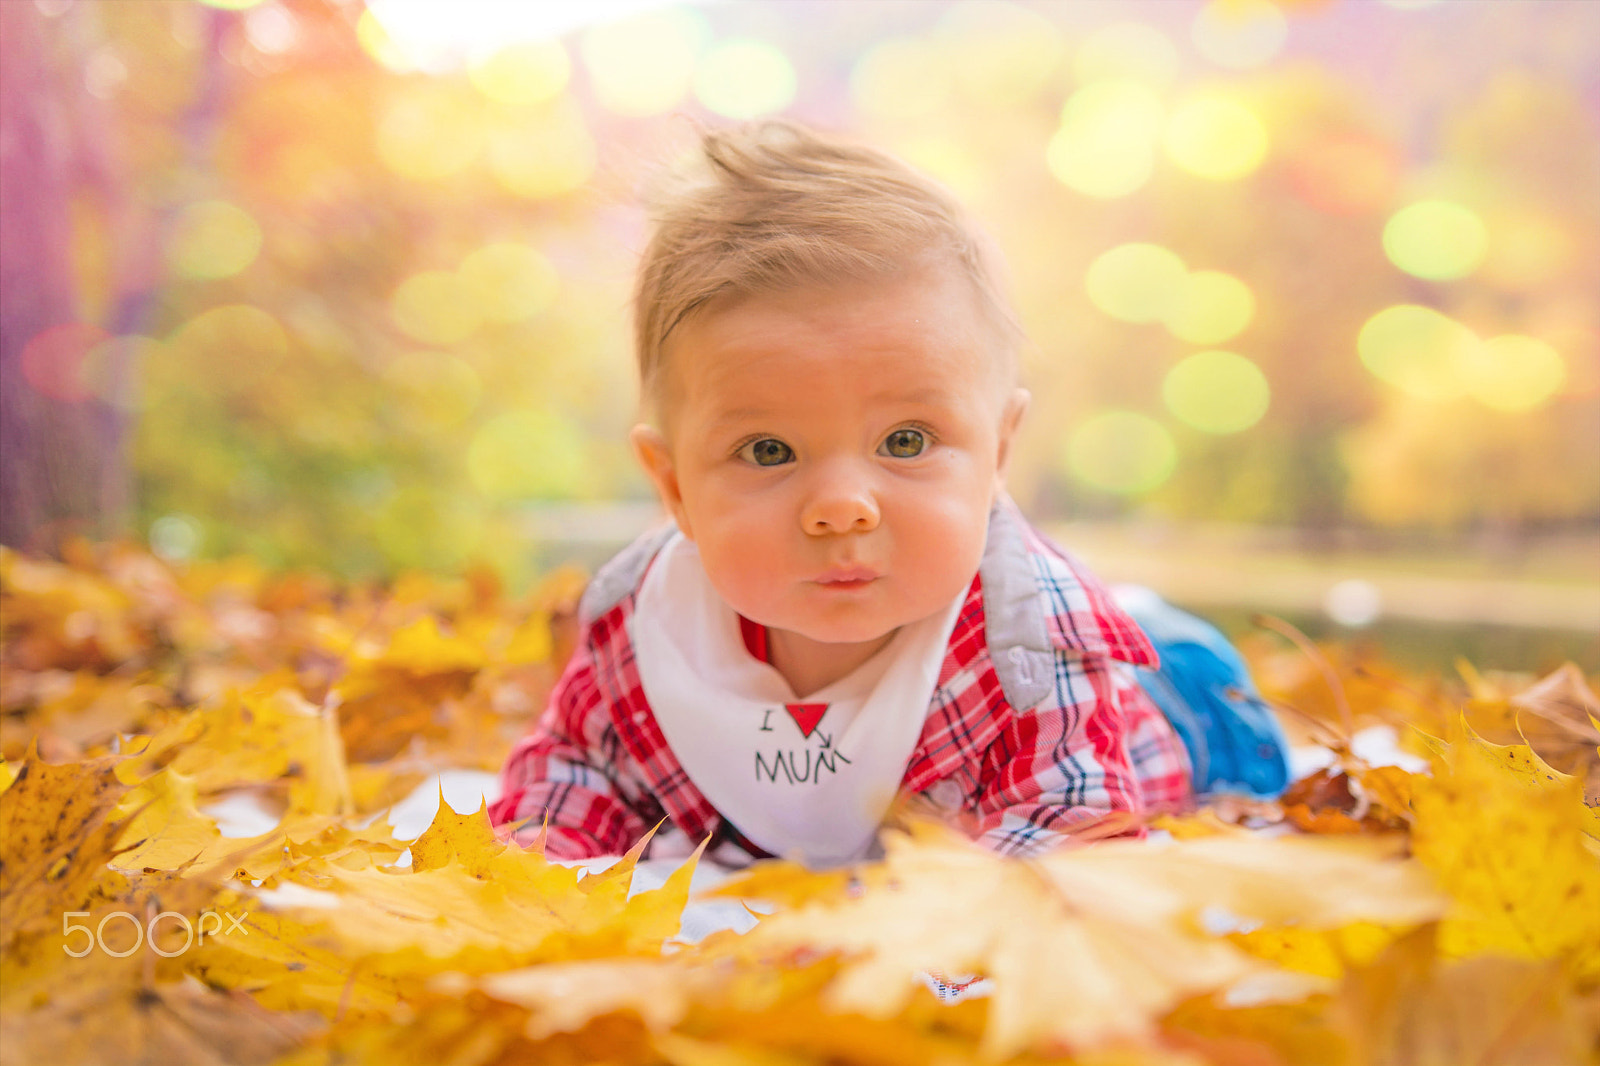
5, 542, 1597, 1065
1331, 924, 1591, 1066
1410, 721, 1600, 977
741, 825, 1441, 1059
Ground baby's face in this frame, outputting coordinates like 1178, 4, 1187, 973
634, 264, 1027, 648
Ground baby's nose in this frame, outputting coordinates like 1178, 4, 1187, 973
801, 463, 880, 535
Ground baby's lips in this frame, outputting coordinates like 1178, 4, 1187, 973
814, 565, 880, 584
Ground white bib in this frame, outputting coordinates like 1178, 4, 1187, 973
630, 534, 964, 867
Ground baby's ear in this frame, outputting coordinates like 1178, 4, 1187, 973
995, 388, 1030, 481
629, 424, 693, 539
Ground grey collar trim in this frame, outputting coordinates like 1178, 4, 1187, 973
578, 520, 678, 627
976, 498, 1057, 712
576, 496, 1056, 712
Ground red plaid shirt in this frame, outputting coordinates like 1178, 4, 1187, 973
491, 500, 1192, 865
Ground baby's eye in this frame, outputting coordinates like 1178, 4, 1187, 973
879, 428, 926, 458
738, 438, 794, 466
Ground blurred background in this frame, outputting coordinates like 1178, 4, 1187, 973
1, 0, 1596, 669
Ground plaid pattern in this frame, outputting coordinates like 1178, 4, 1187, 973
490, 516, 1193, 865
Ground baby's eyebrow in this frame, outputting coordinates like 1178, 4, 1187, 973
875, 386, 961, 407
705, 405, 776, 430
703, 388, 963, 432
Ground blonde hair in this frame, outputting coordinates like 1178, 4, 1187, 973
632, 121, 1020, 415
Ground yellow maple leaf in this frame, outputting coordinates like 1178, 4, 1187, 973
11, 673, 173, 759
1457, 661, 1600, 785
740, 826, 1441, 1059
127, 679, 351, 817
339, 616, 485, 690
272, 986, 616, 1066
112, 768, 230, 872
1410, 720, 1600, 978
279, 817, 410, 875
183, 885, 418, 1016
1330, 924, 1592, 1066
0, 547, 145, 671
0, 748, 136, 949
190, 810, 701, 1015
707, 858, 853, 909
1229, 920, 1405, 980
1161, 992, 1340, 1066
433, 957, 696, 1039
0, 927, 322, 1066
407, 794, 505, 878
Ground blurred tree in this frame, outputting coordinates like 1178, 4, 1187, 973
0, 1, 131, 549
0, 1, 226, 553
1340, 71, 1600, 541
3, 0, 1594, 578
1148, 70, 1397, 537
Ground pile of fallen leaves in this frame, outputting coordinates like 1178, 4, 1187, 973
2, 541, 1597, 1065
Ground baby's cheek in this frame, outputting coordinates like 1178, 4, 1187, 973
702, 527, 786, 609
902, 497, 986, 580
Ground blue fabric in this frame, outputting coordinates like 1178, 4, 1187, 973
1115, 589, 1290, 798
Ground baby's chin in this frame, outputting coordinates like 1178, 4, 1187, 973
788, 621, 901, 647
765, 608, 921, 648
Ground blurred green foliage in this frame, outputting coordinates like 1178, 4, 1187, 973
5, 0, 1597, 583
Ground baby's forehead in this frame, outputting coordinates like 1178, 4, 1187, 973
688, 276, 1001, 360
698, 258, 1008, 340
655, 269, 1015, 420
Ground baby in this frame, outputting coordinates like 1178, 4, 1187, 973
490, 122, 1286, 868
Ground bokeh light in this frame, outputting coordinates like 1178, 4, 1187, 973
166, 200, 262, 280
1286, 133, 1400, 215
19, 323, 110, 403
1324, 578, 1382, 627
149, 513, 203, 561
1191, 0, 1287, 70
467, 410, 588, 500
381, 352, 483, 431
1165, 270, 1255, 345
8, 0, 1594, 580
377, 86, 488, 182
1074, 22, 1179, 89
892, 134, 985, 200
1357, 304, 1478, 401
243, 5, 298, 55
355, 8, 410, 72
1066, 411, 1178, 494
1084, 243, 1187, 324
1382, 200, 1489, 281
851, 39, 951, 122
1047, 81, 1165, 198
468, 41, 570, 106
581, 7, 707, 117
1463, 335, 1567, 413
1482, 210, 1577, 290
940, 1, 1063, 108
458, 243, 559, 324
1165, 95, 1268, 180
1162, 349, 1271, 434
694, 40, 796, 119
166, 305, 289, 389
374, 487, 484, 570
360, 0, 611, 74
486, 100, 596, 198
390, 271, 483, 346
80, 335, 159, 410
83, 48, 128, 101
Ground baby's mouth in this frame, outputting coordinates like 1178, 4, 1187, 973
813, 566, 880, 589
